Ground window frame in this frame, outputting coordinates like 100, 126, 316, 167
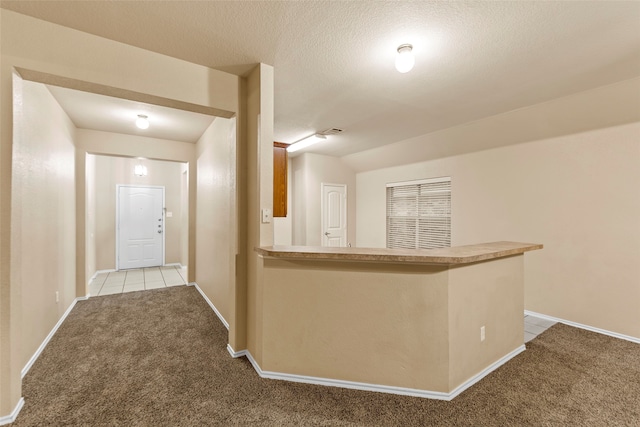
386, 177, 451, 250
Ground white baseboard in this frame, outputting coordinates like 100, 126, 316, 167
229, 345, 525, 401
448, 345, 526, 399
525, 310, 640, 344
163, 263, 184, 268
227, 344, 247, 358
0, 397, 24, 426
89, 269, 116, 284
22, 296, 87, 379
190, 282, 229, 330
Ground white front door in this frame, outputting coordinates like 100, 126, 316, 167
117, 185, 164, 269
321, 183, 347, 247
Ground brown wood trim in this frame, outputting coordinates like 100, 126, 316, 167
273, 142, 288, 217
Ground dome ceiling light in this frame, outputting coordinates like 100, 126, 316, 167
136, 114, 149, 129
395, 44, 415, 73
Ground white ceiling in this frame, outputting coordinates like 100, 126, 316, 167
3, 1, 639, 157
46, 85, 215, 143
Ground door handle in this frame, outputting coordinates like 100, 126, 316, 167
324, 232, 330, 236
157, 230, 162, 234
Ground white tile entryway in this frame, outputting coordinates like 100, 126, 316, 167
524, 314, 557, 343
89, 266, 188, 297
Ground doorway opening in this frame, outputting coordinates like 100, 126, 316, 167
87, 154, 190, 276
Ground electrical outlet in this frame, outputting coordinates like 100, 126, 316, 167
480, 326, 486, 342
55, 291, 59, 303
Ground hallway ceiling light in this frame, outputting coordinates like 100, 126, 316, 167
286, 133, 327, 153
395, 44, 414, 73
134, 164, 148, 176
135, 114, 150, 129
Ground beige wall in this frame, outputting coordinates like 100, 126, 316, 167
355, 81, 640, 339
291, 153, 356, 246
196, 117, 236, 324
261, 255, 524, 393
262, 258, 450, 391
85, 153, 97, 283
180, 164, 189, 267
90, 153, 186, 272
12, 80, 77, 368
239, 64, 275, 364
448, 256, 524, 389
1, 61, 21, 420
1, 9, 240, 417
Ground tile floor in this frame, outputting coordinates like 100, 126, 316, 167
89, 265, 188, 297
524, 314, 557, 342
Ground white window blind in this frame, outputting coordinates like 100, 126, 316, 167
386, 177, 451, 249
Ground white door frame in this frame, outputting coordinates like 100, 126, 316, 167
320, 182, 347, 247
115, 184, 165, 270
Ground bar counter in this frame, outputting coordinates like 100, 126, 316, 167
256, 241, 542, 265
253, 241, 542, 400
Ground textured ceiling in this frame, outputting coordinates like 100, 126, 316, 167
2, 1, 639, 157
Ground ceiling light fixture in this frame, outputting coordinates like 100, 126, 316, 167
134, 164, 148, 177
286, 133, 327, 153
395, 44, 415, 73
135, 114, 149, 129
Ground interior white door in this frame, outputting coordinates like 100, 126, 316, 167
321, 183, 347, 247
117, 186, 164, 269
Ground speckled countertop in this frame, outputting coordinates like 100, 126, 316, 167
255, 241, 542, 265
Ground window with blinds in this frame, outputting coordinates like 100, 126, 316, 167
386, 177, 451, 249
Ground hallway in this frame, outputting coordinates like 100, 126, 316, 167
88, 266, 188, 296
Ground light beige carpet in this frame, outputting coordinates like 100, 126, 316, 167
11, 286, 640, 426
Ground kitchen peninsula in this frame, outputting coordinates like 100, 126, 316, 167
254, 241, 542, 400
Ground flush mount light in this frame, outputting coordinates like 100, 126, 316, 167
134, 163, 148, 177
395, 44, 415, 73
286, 133, 327, 153
135, 114, 149, 129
